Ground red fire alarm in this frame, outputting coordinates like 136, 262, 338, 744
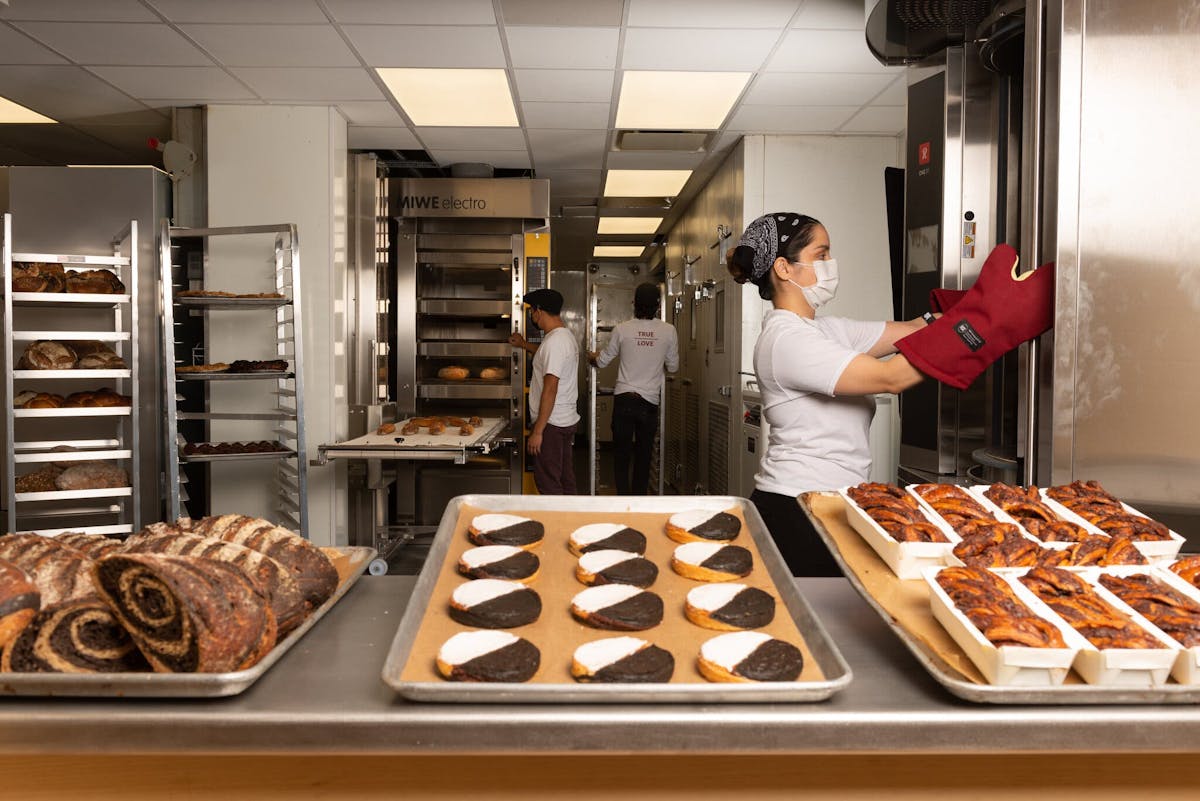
918, 141, 932, 166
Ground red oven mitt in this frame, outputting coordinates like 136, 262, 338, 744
929, 287, 967, 313
896, 243, 1055, 390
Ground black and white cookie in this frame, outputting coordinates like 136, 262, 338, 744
697, 631, 803, 683
670, 542, 753, 582
665, 510, 741, 544
448, 579, 542, 629
468, 514, 544, 549
684, 583, 775, 631
567, 522, 647, 556
570, 584, 664, 631
571, 636, 675, 683
458, 545, 540, 583
575, 549, 658, 588
436, 630, 540, 682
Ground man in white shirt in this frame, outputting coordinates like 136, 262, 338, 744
509, 288, 580, 495
589, 283, 679, 494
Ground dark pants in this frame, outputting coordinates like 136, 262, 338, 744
532, 422, 577, 495
611, 392, 659, 495
750, 489, 842, 577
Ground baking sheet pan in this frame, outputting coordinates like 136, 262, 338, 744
179, 449, 295, 462
0, 546, 374, 698
803, 492, 1200, 704
383, 494, 852, 703
174, 371, 292, 381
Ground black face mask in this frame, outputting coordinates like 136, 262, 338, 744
527, 309, 541, 332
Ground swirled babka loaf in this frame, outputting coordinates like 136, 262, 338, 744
53, 532, 123, 559
0, 533, 96, 605
92, 553, 277, 673
1, 597, 149, 673
0, 559, 39, 651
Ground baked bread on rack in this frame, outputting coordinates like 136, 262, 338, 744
18, 341, 76, 370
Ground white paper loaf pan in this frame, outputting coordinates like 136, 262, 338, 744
839, 487, 958, 579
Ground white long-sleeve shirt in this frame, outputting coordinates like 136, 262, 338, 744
595, 317, 679, 404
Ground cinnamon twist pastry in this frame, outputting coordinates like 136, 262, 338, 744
1099, 573, 1200, 648
1046, 481, 1172, 541
936, 566, 1066, 648
1019, 567, 1162, 650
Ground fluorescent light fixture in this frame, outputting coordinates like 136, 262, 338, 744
376, 68, 518, 127
597, 217, 663, 235
616, 71, 750, 130
0, 96, 55, 124
593, 245, 646, 258
604, 169, 691, 198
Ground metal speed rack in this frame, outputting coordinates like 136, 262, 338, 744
160, 222, 309, 539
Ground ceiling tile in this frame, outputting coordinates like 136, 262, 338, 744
14, 22, 213, 66
91, 66, 257, 101
744, 72, 895, 106
346, 125, 422, 149
429, 149, 531, 169
0, 65, 149, 120
527, 129, 608, 169
231, 67, 383, 101
875, 76, 907, 105
505, 27, 619, 69
792, 0, 865, 29
522, 101, 610, 130
621, 28, 778, 71
0, 1, 158, 22
605, 150, 705, 170
149, 0, 330, 23
180, 25, 360, 67
537, 169, 602, 195
500, 0, 622, 26
727, 104, 859, 132
840, 105, 905, 133
514, 69, 614, 103
0, 25, 69, 64
342, 25, 506, 67
324, 0, 496, 25
336, 101, 405, 126
627, 0, 799, 28
417, 127, 527, 150
768, 29, 899, 73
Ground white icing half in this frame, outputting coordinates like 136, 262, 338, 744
451, 578, 526, 607
438, 630, 519, 665
668, 509, 727, 531
686, 583, 748, 611
459, 545, 522, 569
673, 541, 724, 566
578, 549, 638, 574
573, 637, 648, 672
700, 631, 773, 670
470, 513, 531, 533
571, 583, 643, 612
569, 523, 628, 547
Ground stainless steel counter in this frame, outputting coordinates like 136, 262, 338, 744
2, 576, 1200, 755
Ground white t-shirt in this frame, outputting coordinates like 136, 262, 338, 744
754, 310, 886, 496
595, 317, 679, 404
529, 326, 580, 428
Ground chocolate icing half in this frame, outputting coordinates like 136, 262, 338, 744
451, 638, 540, 682
449, 587, 542, 629
710, 587, 775, 629
700, 545, 753, 577
579, 527, 647, 555
460, 550, 539, 581
734, 639, 803, 681
588, 644, 675, 683
473, 519, 544, 547
687, 512, 741, 541
580, 591, 664, 631
595, 557, 658, 588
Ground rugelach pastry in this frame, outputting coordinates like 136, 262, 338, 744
567, 522, 647, 556
468, 513, 545, 549
436, 630, 540, 682
1, 597, 149, 674
575, 549, 658, 588
571, 636, 674, 683
570, 584, 664, 631
458, 545, 540, 583
448, 579, 542, 629
684, 583, 776, 631
0, 559, 39, 651
670, 542, 753, 582
665, 510, 741, 544
697, 631, 804, 683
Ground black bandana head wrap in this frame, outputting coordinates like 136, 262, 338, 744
731, 213, 813, 298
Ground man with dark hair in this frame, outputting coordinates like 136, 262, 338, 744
509, 287, 580, 494
588, 283, 679, 495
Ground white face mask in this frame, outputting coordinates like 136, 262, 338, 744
787, 258, 839, 309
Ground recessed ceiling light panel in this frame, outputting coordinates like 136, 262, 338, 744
376, 68, 518, 127
0, 96, 55, 124
603, 169, 691, 197
597, 217, 663, 235
616, 71, 750, 130
593, 245, 646, 258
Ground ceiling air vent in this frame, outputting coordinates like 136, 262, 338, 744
614, 130, 711, 153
